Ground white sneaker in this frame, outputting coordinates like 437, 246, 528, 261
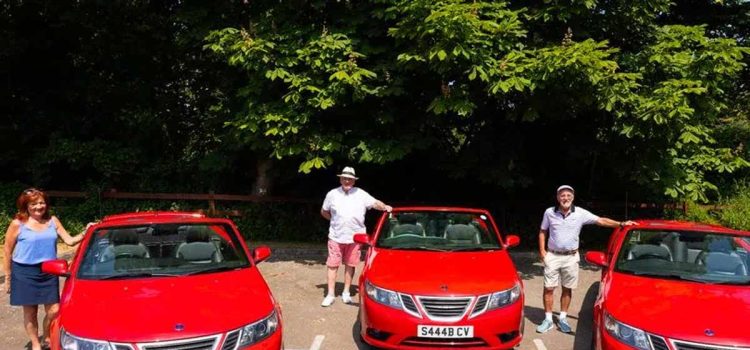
341, 293, 353, 304
321, 295, 335, 307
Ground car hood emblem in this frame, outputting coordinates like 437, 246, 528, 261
440, 284, 448, 291
705, 329, 714, 337
175, 323, 185, 332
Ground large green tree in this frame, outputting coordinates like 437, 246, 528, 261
206, 0, 750, 201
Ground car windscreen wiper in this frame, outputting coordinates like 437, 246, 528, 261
184, 265, 242, 276
629, 270, 708, 282
450, 247, 500, 252
384, 246, 448, 252
690, 278, 750, 285
95, 272, 176, 280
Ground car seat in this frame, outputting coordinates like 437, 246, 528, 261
627, 244, 672, 261
112, 229, 150, 259
390, 213, 425, 237
444, 220, 481, 245
696, 240, 748, 276
176, 227, 221, 264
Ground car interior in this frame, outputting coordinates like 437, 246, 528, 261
175, 226, 223, 264
621, 231, 749, 277
78, 223, 246, 278
380, 213, 498, 248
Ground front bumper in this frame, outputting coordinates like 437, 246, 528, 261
359, 292, 523, 349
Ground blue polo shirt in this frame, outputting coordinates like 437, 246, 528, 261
540, 206, 599, 251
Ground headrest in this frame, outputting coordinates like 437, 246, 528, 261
185, 226, 211, 243
112, 229, 140, 245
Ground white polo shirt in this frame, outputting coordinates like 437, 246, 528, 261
540, 206, 599, 251
322, 187, 376, 244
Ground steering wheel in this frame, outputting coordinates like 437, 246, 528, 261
634, 253, 670, 261
395, 234, 423, 239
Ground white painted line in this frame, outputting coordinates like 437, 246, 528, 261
309, 335, 325, 350
533, 338, 548, 350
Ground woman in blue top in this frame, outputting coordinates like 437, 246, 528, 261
3, 188, 91, 350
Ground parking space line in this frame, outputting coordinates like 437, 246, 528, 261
309, 335, 325, 350
533, 338, 548, 350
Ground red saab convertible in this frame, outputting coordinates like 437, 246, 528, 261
42, 211, 282, 350
354, 207, 524, 349
585, 220, 750, 350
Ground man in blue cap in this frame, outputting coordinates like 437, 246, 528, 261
536, 185, 636, 333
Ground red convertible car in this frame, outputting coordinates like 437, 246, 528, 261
42, 211, 282, 350
585, 220, 750, 350
354, 207, 524, 349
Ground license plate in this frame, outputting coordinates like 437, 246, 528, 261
417, 325, 474, 338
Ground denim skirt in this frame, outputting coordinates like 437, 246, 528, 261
10, 261, 60, 306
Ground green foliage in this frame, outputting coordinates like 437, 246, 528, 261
4, 0, 750, 206
669, 182, 750, 230
0, 181, 326, 244
716, 182, 750, 230
205, 24, 382, 173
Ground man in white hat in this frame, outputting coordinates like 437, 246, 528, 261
320, 166, 392, 307
536, 185, 636, 334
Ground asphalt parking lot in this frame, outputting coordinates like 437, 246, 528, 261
0, 250, 602, 350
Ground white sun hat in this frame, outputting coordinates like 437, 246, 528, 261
557, 185, 575, 193
337, 166, 359, 180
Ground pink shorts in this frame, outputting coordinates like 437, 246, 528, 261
326, 240, 361, 267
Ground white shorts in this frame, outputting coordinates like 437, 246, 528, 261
543, 252, 580, 289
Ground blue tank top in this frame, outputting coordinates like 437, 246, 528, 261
12, 220, 58, 264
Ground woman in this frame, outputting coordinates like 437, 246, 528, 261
3, 188, 91, 350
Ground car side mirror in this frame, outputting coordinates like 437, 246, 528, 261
505, 235, 520, 248
41, 259, 70, 277
585, 251, 608, 267
253, 245, 272, 263
353, 233, 370, 245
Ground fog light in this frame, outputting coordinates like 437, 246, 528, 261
366, 327, 391, 341
498, 330, 519, 343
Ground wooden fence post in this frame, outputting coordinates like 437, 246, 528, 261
208, 190, 216, 216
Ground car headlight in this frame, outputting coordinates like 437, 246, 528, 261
238, 309, 279, 347
604, 311, 650, 350
487, 283, 521, 310
61, 328, 113, 350
365, 279, 403, 309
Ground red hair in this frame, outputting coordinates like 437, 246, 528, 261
15, 188, 51, 221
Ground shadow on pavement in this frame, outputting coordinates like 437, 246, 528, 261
573, 281, 599, 350
511, 255, 545, 280
524, 304, 546, 328
314, 282, 360, 298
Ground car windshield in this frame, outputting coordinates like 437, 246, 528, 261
374, 211, 502, 251
615, 229, 750, 285
77, 223, 250, 279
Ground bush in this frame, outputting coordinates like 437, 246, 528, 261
0, 182, 327, 244
669, 181, 750, 231
717, 182, 750, 230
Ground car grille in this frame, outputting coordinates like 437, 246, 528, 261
401, 293, 420, 316
221, 329, 240, 350
113, 345, 134, 350
649, 335, 669, 350
140, 335, 219, 350
673, 341, 750, 350
401, 336, 488, 348
417, 296, 472, 321
471, 295, 489, 316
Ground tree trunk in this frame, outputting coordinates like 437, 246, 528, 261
252, 158, 273, 196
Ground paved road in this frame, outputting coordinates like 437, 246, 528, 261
0, 252, 602, 350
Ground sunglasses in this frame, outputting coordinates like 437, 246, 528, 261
23, 188, 42, 195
